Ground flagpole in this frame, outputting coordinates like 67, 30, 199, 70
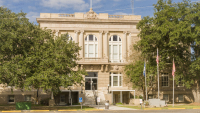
145, 59, 147, 101
173, 58, 174, 107
157, 48, 159, 99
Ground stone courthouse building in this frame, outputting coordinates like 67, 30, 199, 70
0, 8, 199, 105
36, 8, 141, 105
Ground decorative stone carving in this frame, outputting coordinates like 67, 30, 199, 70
90, 65, 93, 70
106, 65, 108, 72
114, 65, 119, 70
101, 65, 104, 72
85, 8, 98, 19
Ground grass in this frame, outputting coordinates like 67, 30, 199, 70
118, 104, 200, 110
0, 105, 97, 110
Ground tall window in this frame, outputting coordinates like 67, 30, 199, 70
178, 77, 184, 87
109, 35, 122, 62
25, 95, 31, 101
109, 72, 122, 87
85, 72, 98, 90
178, 94, 184, 102
161, 73, 169, 87
85, 35, 98, 58
163, 94, 169, 102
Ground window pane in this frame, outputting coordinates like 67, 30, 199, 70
109, 76, 111, 86
119, 37, 121, 41
25, 95, 31, 101
89, 35, 93, 41
95, 44, 97, 54
8, 95, 14, 102
178, 95, 184, 102
113, 45, 118, 59
109, 38, 111, 41
119, 76, 122, 86
92, 78, 97, 90
163, 94, 168, 102
113, 35, 117, 41
113, 76, 118, 86
89, 44, 94, 57
85, 37, 87, 41
86, 72, 98, 77
85, 78, 91, 90
85, 44, 87, 57
95, 37, 97, 41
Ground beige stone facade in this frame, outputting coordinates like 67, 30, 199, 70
0, 8, 198, 105
36, 8, 141, 105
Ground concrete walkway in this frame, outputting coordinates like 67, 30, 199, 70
90, 105, 137, 110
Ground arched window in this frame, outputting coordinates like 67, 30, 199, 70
85, 35, 98, 58
109, 35, 122, 62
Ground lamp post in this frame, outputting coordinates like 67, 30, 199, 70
107, 84, 110, 94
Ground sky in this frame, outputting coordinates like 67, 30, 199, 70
0, 0, 199, 24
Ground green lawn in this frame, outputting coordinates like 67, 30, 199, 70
118, 104, 200, 110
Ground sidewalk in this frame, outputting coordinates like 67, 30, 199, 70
89, 105, 137, 110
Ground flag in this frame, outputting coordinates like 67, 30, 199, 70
143, 62, 146, 77
172, 59, 175, 77
156, 48, 159, 64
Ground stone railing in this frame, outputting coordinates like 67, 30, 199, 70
108, 15, 124, 18
59, 14, 75, 17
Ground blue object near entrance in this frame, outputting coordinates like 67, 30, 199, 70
79, 97, 82, 102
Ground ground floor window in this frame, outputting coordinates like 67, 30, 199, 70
163, 94, 169, 102
25, 95, 31, 101
178, 94, 184, 102
8, 95, 14, 103
148, 95, 153, 99
109, 72, 122, 87
85, 72, 98, 90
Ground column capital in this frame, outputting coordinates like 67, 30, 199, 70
104, 31, 109, 34
80, 30, 84, 34
53, 30, 59, 33
99, 31, 104, 34
74, 30, 80, 33
123, 31, 128, 34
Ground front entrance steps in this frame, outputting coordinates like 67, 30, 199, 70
84, 90, 106, 105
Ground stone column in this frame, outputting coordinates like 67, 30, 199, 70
79, 30, 84, 58
74, 30, 79, 43
104, 31, 108, 58
128, 33, 131, 58
99, 31, 103, 58
120, 91, 123, 103
123, 31, 127, 62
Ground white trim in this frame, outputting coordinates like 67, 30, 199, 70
85, 35, 98, 58
109, 35, 122, 63
110, 73, 122, 87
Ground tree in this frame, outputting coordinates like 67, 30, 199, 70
0, 7, 86, 96
131, 0, 200, 89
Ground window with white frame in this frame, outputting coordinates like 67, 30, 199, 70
85, 35, 98, 58
109, 72, 122, 87
109, 35, 122, 63
178, 94, 184, 102
25, 95, 31, 101
161, 73, 169, 87
8, 95, 14, 103
163, 94, 169, 102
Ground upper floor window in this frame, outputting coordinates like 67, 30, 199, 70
161, 73, 169, 87
85, 35, 98, 58
109, 35, 122, 62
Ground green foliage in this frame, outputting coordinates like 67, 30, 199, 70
134, 0, 200, 89
116, 102, 123, 105
16, 102, 32, 110
0, 7, 86, 93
